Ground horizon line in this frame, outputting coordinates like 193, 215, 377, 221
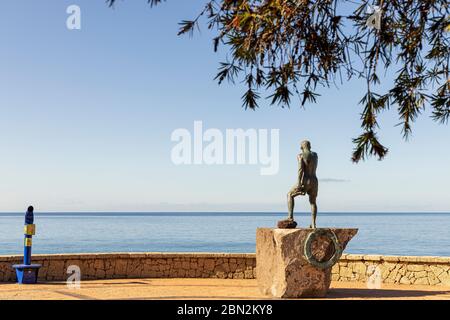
0, 211, 449, 214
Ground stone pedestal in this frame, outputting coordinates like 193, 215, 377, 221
256, 228, 357, 298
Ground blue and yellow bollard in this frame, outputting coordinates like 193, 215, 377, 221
12, 206, 42, 284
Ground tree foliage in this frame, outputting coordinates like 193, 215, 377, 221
108, 0, 450, 162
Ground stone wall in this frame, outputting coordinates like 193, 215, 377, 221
332, 254, 450, 286
0, 253, 256, 283
1, 253, 449, 286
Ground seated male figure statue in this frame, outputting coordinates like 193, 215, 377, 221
286, 140, 318, 228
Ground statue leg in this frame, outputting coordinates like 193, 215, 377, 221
287, 191, 294, 220
309, 194, 317, 228
287, 186, 301, 220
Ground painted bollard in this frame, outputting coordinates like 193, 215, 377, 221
12, 206, 42, 284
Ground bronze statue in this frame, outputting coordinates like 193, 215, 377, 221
282, 140, 318, 228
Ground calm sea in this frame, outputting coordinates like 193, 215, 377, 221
0, 212, 449, 257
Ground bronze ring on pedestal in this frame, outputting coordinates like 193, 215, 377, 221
303, 229, 343, 269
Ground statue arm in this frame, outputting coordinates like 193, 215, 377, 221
297, 154, 305, 187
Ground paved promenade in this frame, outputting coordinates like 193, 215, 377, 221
0, 279, 449, 300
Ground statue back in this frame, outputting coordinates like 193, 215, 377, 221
299, 151, 318, 190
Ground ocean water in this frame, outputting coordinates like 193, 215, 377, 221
0, 212, 449, 257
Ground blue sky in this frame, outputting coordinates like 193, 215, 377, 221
0, 0, 449, 212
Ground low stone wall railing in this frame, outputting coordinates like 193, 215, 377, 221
0, 253, 449, 286
332, 254, 450, 286
0, 253, 256, 283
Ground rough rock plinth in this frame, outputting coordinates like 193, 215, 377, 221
256, 228, 358, 298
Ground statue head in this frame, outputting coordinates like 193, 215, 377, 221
300, 140, 311, 152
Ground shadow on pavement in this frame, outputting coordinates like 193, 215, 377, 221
328, 288, 450, 299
